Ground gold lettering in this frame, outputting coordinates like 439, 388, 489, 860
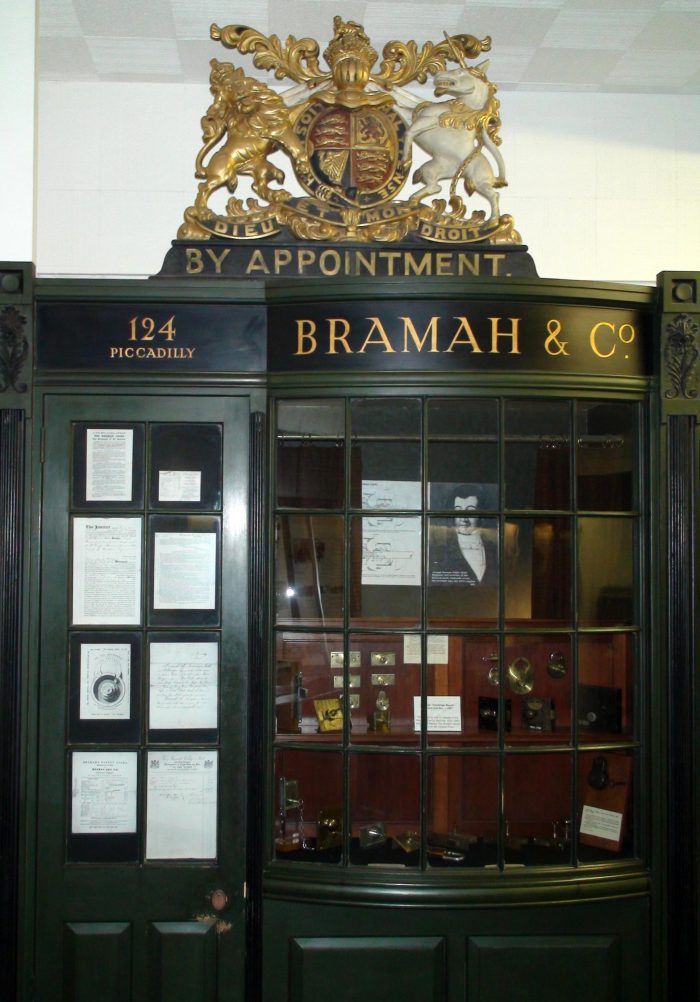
274, 249, 292, 273
214, 220, 229, 235
295, 320, 318, 356
458, 253, 479, 276
205, 247, 230, 274
544, 319, 569, 356
359, 317, 395, 353
484, 253, 505, 276
401, 316, 439, 353
109, 347, 120, 358
404, 253, 431, 276
186, 248, 204, 274
356, 251, 376, 275
245, 249, 270, 275
446, 316, 482, 353
185, 347, 195, 359
378, 251, 401, 276
298, 249, 316, 274
319, 249, 341, 276
435, 253, 453, 276
490, 317, 520, 354
619, 323, 636, 344
590, 321, 616, 358
327, 318, 352, 353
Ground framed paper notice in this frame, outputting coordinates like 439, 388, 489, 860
146, 750, 218, 860
72, 517, 142, 625
80, 643, 131, 719
71, 751, 138, 834
153, 532, 216, 610
86, 428, 133, 501
149, 640, 218, 730
158, 470, 201, 502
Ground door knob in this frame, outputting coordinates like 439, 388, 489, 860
209, 889, 229, 912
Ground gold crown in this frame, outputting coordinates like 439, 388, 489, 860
323, 16, 378, 97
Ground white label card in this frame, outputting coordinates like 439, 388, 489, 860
146, 751, 218, 860
153, 532, 216, 610
72, 517, 142, 625
149, 641, 218, 729
413, 695, 462, 732
80, 643, 131, 719
158, 470, 201, 502
86, 428, 133, 501
71, 751, 137, 834
403, 635, 449, 664
579, 804, 623, 842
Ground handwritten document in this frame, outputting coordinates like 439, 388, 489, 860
149, 641, 218, 729
146, 751, 218, 859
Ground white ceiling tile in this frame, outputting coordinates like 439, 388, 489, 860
632, 11, 700, 48
74, 0, 175, 38
542, 10, 655, 49
522, 46, 621, 84
606, 48, 700, 86
487, 47, 538, 84
170, 0, 269, 40
456, 7, 559, 49
39, 0, 83, 38
86, 37, 182, 77
39, 37, 96, 79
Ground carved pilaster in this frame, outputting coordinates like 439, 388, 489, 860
0, 261, 32, 1002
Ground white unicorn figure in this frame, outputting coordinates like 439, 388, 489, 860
392, 53, 507, 220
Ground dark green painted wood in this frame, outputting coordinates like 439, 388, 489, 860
148, 921, 217, 1002
64, 923, 131, 1002
466, 935, 620, 1002
34, 392, 251, 1002
289, 937, 446, 1002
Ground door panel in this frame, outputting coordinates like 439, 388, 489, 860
35, 393, 250, 1001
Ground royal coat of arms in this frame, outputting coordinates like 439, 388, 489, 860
178, 16, 520, 245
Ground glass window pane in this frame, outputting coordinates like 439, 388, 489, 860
503, 636, 572, 744
275, 632, 343, 740
274, 749, 343, 862
427, 516, 499, 625
577, 517, 635, 626
505, 517, 572, 626
505, 401, 570, 510
346, 633, 420, 744
351, 515, 422, 626
353, 460, 421, 510
577, 402, 638, 511
427, 398, 498, 438
578, 633, 634, 743
504, 753, 572, 866
275, 515, 344, 627
428, 399, 498, 498
577, 749, 635, 861
427, 634, 499, 747
350, 398, 420, 438
277, 400, 345, 509
427, 755, 498, 867
350, 752, 420, 866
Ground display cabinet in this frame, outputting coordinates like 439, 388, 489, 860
272, 393, 641, 870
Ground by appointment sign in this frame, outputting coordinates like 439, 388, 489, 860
36, 299, 651, 377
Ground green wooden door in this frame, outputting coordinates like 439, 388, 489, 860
34, 391, 250, 1002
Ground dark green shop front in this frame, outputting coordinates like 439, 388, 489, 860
2, 265, 698, 1001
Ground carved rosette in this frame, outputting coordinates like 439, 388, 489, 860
0, 305, 29, 394
664, 313, 699, 400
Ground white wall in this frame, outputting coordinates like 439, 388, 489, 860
36, 81, 700, 283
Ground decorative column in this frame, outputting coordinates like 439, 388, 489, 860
658, 271, 700, 1000
0, 262, 33, 1001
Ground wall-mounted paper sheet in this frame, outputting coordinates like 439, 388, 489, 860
80, 643, 131, 719
413, 695, 462, 732
71, 751, 137, 834
86, 428, 133, 501
580, 804, 623, 842
403, 635, 449, 664
361, 481, 421, 586
158, 470, 201, 502
153, 532, 216, 610
146, 751, 218, 859
72, 517, 142, 625
149, 641, 218, 729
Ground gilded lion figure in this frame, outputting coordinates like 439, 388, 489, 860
192, 60, 309, 211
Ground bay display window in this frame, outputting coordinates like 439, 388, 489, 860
272, 395, 642, 869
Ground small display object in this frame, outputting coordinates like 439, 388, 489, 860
578, 684, 622, 734
275, 661, 305, 734
317, 807, 343, 851
580, 754, 632, 853
314, 697, 343, 732
368, 689, 391, 733
479, 695, 512, 732
521, 696, 555, 731
359, 821, 387, 849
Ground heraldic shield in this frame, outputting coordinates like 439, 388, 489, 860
295, 102, 409, 209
